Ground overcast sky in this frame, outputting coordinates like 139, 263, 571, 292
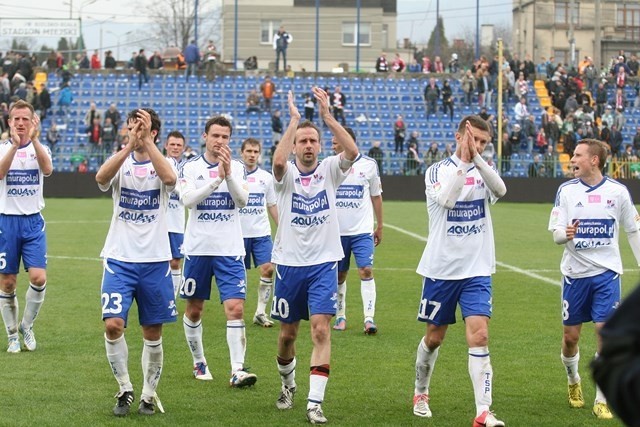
1, 0, 512, 57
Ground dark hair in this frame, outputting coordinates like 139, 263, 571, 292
9, 99, 34, 117
127, 108, 161, 143
456, 114, 491, 135
343, 126, 357, 143
578, 138, 608, 170
204, 115, 233, 136
241, 137, 261, 152
295, 120, 321, 143
166, 130, 185, 142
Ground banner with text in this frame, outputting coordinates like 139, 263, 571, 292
0, 19, 80, 38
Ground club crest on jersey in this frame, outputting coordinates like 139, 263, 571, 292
476, 179, 485, 189
588, 195, 601, 204
606, 199, 615, 209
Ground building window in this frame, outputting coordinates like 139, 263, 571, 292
554, 1, 579, 26
261, 20, 281, 44
553, 49, 579, 67
616, 4, 640, 40
342, 22, 371, 46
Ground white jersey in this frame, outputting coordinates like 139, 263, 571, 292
272, 155, 349, 266
99, 153, 174, 262
166, 157, 185, 233
416, 155, 500, 280
548, 177, 640, 278
0, 141, 51, 215
335, 155, 382, 236
180, 155, 246, 256
239, 167, 276, 238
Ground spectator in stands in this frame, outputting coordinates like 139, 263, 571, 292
271, 109, 283, 144
594, 82, 608, 118
584, 58, 598, 92
368, 140, 384, 174
408, 59, 421, 73
56, 82, 73, 116
613, 107, 626, 132
331, 86, 347, 125
423, 77, 440, 118
542, 107, 562, 149
522, 114, 538, 153
204, 41, 218, 81
443, 143, 454, 158
405, 140, 423, 175
375, 52, 389, 72
78, 51, 90, 69
528, 154, 545, 177
246, 89, 261, 113
502, 66, 515, 104
508, 123, 525, 154
542, 144, 558, 175
244, 56, 258, 71
176, 52, 186, 70
104, 50, 116, 69
184, 145, 197, 160
134, 49, 149, 89
602, 106, 615, 130
633, 126, 640, 154
448, 53, 459, 74
13, 82, 27, 101
90, 50, 101, 69
104, 103, 122, 133
515, 72, 529, 99
38, 83, 51, 120
304, 93, 315, 122
535, 128, 548, 154
460, 69, 476, 106
392, 53, 406, 73
260, 75, 276, 112
148, 51, 164, 70
610, 125, 623, 158
599, 121, 611, 148
422, 56, 432, 74
514, 96, 529, 128
563, 93, 579, 117
77, 159, 88, 173
610, 55, 631, 76
84, 102, 102, 128
610, 88, 627, 112
615, 67, 628, 89
46, 122, 60, 152
620, 144, 637, 178
273, 25, 293, 72
477, 69, 492, 108
100, 117, 117, 163
627, 54, 639, 76
424, 142, 440, 167
86, 116, 102, 155
393, 114, 406, 153
184, 40, 200, 81
432, 56, 444, 73
441, 79, 454, 121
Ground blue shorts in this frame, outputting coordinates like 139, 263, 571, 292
168, 232, 184, 259
417, 276, 493, 325
181, 255, 247, 302
0, 214, 47, 274
243, 235, 273, 269
100, 259, 177, 327
271, 262, 338, 323
562, 270, 621, 326
338, 233, 374, 272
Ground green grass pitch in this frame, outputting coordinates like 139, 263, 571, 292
2, 198, 634, 426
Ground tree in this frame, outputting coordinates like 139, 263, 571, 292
426, 16, 449, 57
138, 0, 221, 51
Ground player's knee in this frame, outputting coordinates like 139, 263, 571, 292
470, 330, 489, 347
170, 259, 181, 270
185, 302, 203, 322
104, 319, 124, 339
425, 335, 443, 350
279, 329, 297, 347
0, 276, 17, 293
563, 329, 580, 348
358, 266, 373, 279
311, 323, 331, 345
261, 263, 274, 278
29, 274, 46, 288
337, 271, 348, 284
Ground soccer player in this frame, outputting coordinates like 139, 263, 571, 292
271, 88, 359, 424
331, 127, 383, 334
413, 116, 507, 427
96, 108, 178, 416
178, 116, 256, 387
0, 100, 52, 353
548, 138, 640, 420
165, 131, 186, 297
238, 138, 279, 327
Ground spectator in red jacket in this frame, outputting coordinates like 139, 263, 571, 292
90, 50, 101, 69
